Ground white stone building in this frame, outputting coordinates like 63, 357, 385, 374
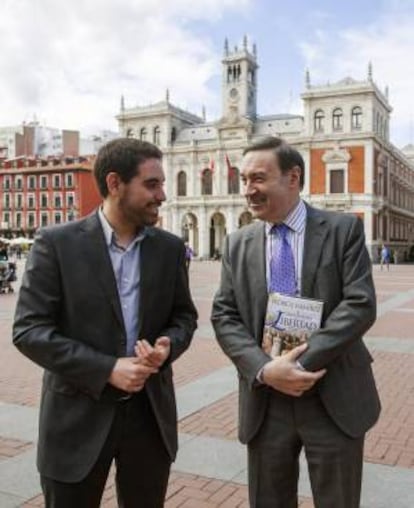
117, 38, 414, 261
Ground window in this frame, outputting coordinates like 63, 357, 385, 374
227, 167, 240, 194
351, 107, 362, 130
4, 194, 10, 209
153, 126, 161, 145
177, 171, 187, 196
27, 213, 35, 228
314, 110, 325, 132
40, 175, 48, 189
2, 212, 10, 226
66, 173, 74, 188
140, 128, 147, 141
41, 194, 48, 208
41, 213, 48, 227
67, 193, 74, 207
171, 127, 177, 143
332, 108, 343, 131
27, 194, 35, 209
15, 176, 23, 190
53, 174, 61, 189
28, 175, 36, 189
54, 212, 62, 224
16, 212, 22, 228
330, 170, 345, 193
201, 169, 213, 195
378, 115, 383, 136
54, 194, 62, 208
3, 177, 10, 190
16, 194, 23, 209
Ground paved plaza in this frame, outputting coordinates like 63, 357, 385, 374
0, 259, 413, 507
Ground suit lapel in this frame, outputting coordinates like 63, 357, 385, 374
80, 212, 126, 333
137, 228, 159, 337
244, 223, 268, 338
301, 205, 329, 297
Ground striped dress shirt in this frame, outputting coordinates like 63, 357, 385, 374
265, 199, 307, 296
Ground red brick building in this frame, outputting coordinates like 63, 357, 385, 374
0, 156, 101, 237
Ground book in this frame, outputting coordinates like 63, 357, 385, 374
262, 293, 323, 357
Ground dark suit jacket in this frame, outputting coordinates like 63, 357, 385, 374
13, 211, 197, 482
211, 203, 381, 444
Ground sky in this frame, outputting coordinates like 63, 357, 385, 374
1, 0, 413, 147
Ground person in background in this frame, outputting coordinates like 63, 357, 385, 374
380, 244, 391, 271
0, 242, 8, 261
184, 242, 194, 271
211, 137, 380, 508
13, 138, 198, 508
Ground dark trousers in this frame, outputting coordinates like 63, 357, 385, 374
248, 391, 364, 508
41, 391, 171, 508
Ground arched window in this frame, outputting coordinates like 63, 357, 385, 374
140, 127, 147, 141
351, 107, 362, 130
201, 169, 213, 195
332, 108, 343, 131
314, 110, 324, 132
227, 166, 240, 194
177, 171, 187, 196
126, 128, 134, 138
171, 127, 177, 143
153, 126, 160, 145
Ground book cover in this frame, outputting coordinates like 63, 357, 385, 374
262, 293, 323, 357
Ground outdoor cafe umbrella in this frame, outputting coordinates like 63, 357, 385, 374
8, 237, 34, 245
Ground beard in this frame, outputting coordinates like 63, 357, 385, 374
118, 198, 160, 229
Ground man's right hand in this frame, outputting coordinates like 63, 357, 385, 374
108, 357, 158, 393
262, 343, 326, 397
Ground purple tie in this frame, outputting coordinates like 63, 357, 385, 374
269, 224, 296, 295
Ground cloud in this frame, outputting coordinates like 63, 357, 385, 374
298, 3, 414, 146
0, 0, 249, 134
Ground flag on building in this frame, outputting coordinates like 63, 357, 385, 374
209, 156, 215, 173
225, 153, 235, 179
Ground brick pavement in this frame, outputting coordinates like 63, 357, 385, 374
22, 472, 315, 508
0, 437, 33, 461
1, 260, 414, 506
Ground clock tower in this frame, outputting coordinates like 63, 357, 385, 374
222, 36, 258, 120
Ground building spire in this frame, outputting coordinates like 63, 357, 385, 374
368, 61, 373, 82
224, 37, 229, 56
120, 95, 125, 112
166, 88, 170, 102
202, 105, 206, 121
243, 34, 248, 50
305, 68, 311, 88
385, 85, 389, 100
253, 42, 257, 57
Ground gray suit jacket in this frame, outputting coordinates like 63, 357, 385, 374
211, 204, 380, 444
13, 211, 197, 482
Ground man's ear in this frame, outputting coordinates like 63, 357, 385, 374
106, 172, 121, 196
289, 166, 301, 187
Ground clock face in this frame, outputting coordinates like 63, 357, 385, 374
229, 88, 239, 100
